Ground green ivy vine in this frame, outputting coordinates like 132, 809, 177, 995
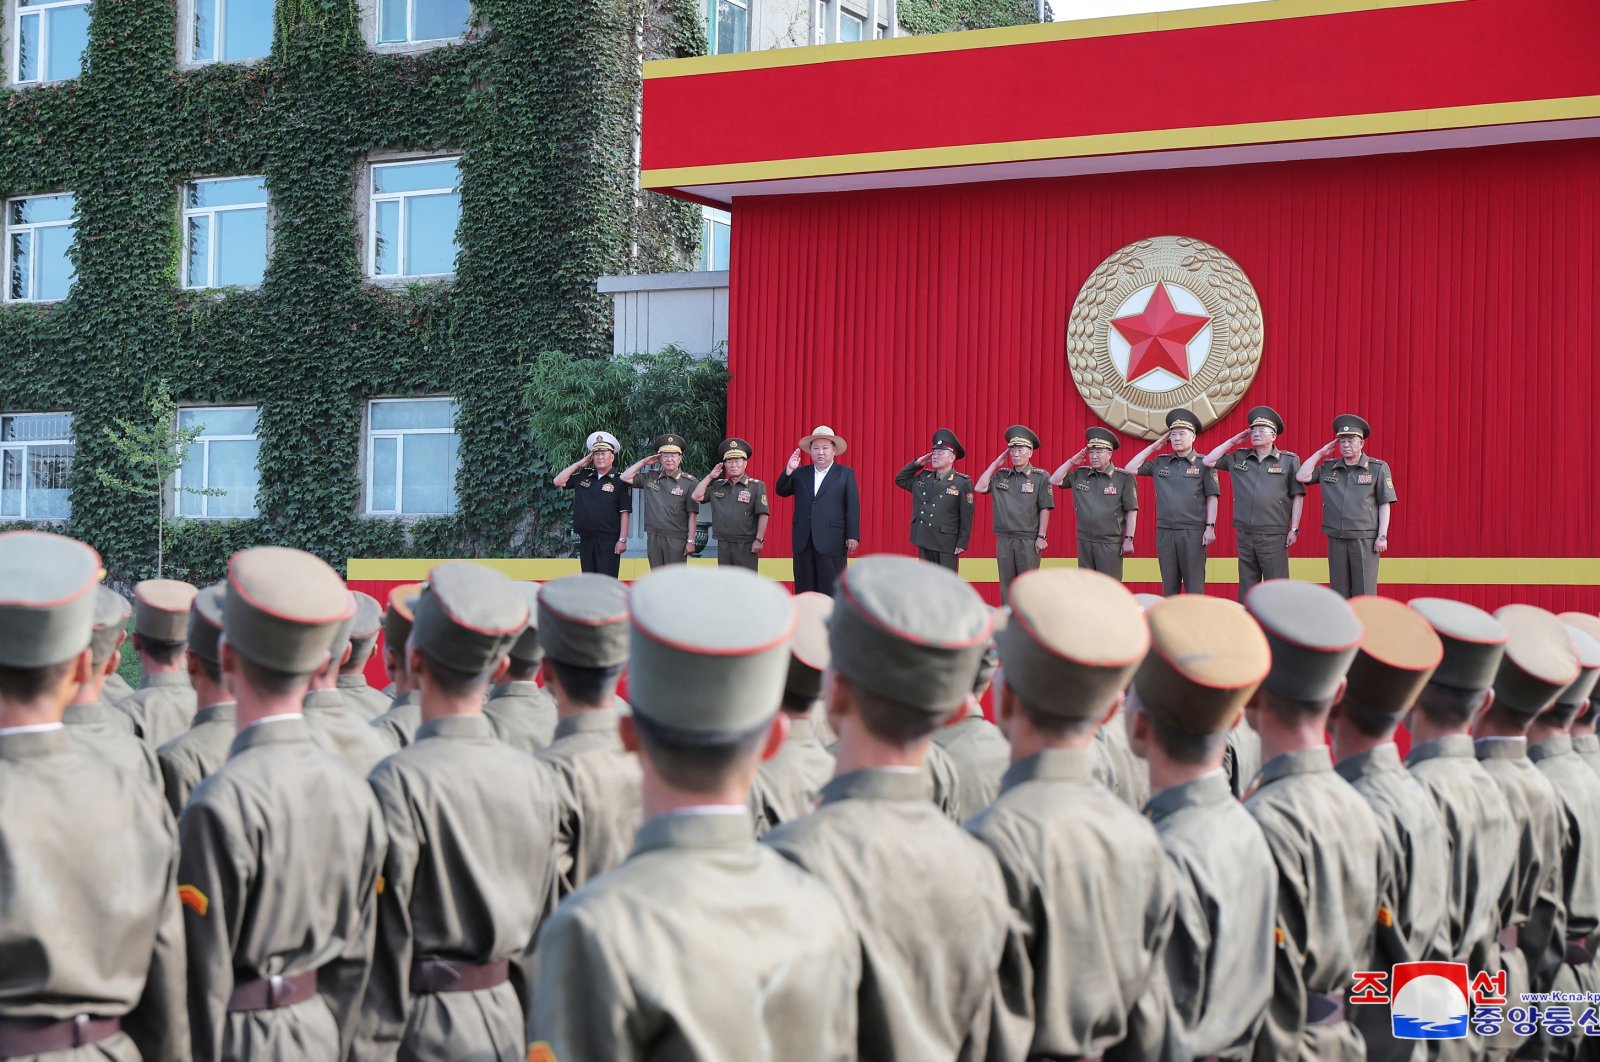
898, 0, 1048, 35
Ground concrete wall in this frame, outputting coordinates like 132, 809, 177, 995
599, 270, 729, 357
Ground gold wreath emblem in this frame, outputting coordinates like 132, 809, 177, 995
1067, 236, 1264, 440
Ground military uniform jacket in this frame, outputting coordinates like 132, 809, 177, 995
103, 670, 134, 702
753, 715, 835, 830
932, 712, 1010, 822
303, 688, 393, 778
635, 468, 701, 536
178, 717, 386, 1062
926, 739, 965, 822
1067, 465, 1138, 542
1220, 447, 1304, 533
354, 716, 562, 1062
116, 671, 197, 749
1096, 707, 1150, 811
986, 465, 1055, 536
538, 709, 643, 896
895, 461, 975, 553
564, 467, 631, 536
765, 768, 1029, 1061
337, 673, 392, 721
1137, 452, 1221, 529
1224, 720, 1262, 800
531, 810, 861, 1062
0, 727, 189, 1062
705, 474, 769, 542
156, 703, 237, 819
1529, 736, 1600, 958
371, 691, 421, 751
1244, 747, 1387, 1062
967, 748, 1175, 1058
64, 698, 162, 790
482, 681, 558, 754
1575, 732, 1600, 776
1309, 457, 1397, 538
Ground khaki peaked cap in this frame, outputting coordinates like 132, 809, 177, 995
134, 579, 198, 643
1135, 595, 1270, 735
412, 562, 529, 674
1344, 596, 1443, 714
1246, 579, 1362, 704
187, 583, 226, 665
89, 586, 133, 665
537, 574, 630, 669
1408, 597, 1508, 691
999, 569, 1147, 720
508, 581, 545, 665
785, 591, 833, 702
1493, 604, 1579, 716
224, 546, 349, 675
0, 530, 101, 668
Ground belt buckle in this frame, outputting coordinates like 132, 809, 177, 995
72, 1013, 89, 1047
267, 974, 286, 1008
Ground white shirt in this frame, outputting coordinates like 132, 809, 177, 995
241, 712, 304, 733
0, 722, 65, 737
813, 463, 832, 494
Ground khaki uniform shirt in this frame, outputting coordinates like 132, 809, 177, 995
156, 703, 237, 819
1244, 747, 1386, 1062
1574, 732, 1600, 775
0, 728, 189, 1061
178, 717, 386, 1062
532, 811, 860, 1062
115, 671, 197, 749
1096, 707, 1150, 810
933, 711, 1011, 822
1220, 447, 1304, 533
303, 688, 392, 778
986, 465, 1055, 537
482, 681, 559, 754
1137, 451, 1221, 529
354, 715, 561, 1062
103, 670, 134, 702
926, 738, 964, 822
706, 474, 769, 542
967, 748, 1175, 1058
1529, 736, 1600, 991
538, 708, 643, 896
635, 468, 701, 536
765, 767, 1029, 1061
1309, 457, 1397, 538
1067, 465, 1139, 542
754, 715, 835, 830
1225, 719, 1262, 799
337, 673, 392, 721
371, 691, 421, 751
895, 462, 976, 553
64, 698, 162, 789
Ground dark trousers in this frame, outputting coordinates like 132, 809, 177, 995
716, 538, 759, 571
1077, 537, 1123, 580
1156, 527, 1207, 595
1236, 530, 1289, 600
917, 547, 959, 571
646, 532, 688, 568
996, 534, 1041, 603
793, 545, 847, 597
578, 532, 621, 577
1328, 536, 1379, 598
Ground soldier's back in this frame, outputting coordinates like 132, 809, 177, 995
538, 710, 642, 894
156, 704, 237, 818
64, 699, 162, 789
303, 688, 391, 777
754, 716, 834, 828
337, 674, 392, 721
933, 713, 1010, 821
116, 673, 197, 748
482, 681, 558, 753
371, 692, 420, 751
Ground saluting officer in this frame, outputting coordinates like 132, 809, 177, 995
1204, 405, 1304, 600
975, 424, 1054, 604
1125, 407, 1221, 595
894, 427, 975, 570
1049, 426, 1139, 580
553, 430, 632, 577
1298, 414, 1397, 598
693, 437, 770, 571
621, 433, 701, 568
117, 578, 200, 747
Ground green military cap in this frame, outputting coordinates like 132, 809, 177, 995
508, 581, 545, 666
830, 555, 992, 715
1245, 580, 1363, 703
383, 583, 423, 651
629, 566, 795, 733
999, 569, 1148, 720
134, 579, 198, 642
1166, 408, 1199, 433
972, 608, 1003, 694
1085, 426, 1120, 451
1334, 413, 1371, 439
1408, 597, 1507, 691
786, 591, 833, 702
223, 547, 349, 675
1004, 424, 1040, 450
538, 574, 630, 669
930, 428, 965, 460
187, 583, 226, 665
1491, 604, 1579, 716
412, 562, 529, 674
1344, 596, 1443, 714
88, 586, 132, 666
1133, 593, 1164, 611
718, 437, 754, 461
1557, 624, 1600, 708
653, 434, 687, 455
0, 531, 101, 669
1135, 595, 1270, 735
1245, 405, 1284, 434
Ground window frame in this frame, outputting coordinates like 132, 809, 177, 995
181, 176, 271, 290
708, 0, 749, 55
839, 8, 865, 42
0, 411, 75, 521
700, 205, 731, 271
12, 0, 90, 85
364, 396, 459, 516
3, 192, 77, 304
185, 0, 273, 66
374, 0, 469, 46
365, 155, 463, 281
172, 405, 262, 519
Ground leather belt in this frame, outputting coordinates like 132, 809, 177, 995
1498, 925, 1522, 951
227, 969, 319, 1012
1027, 1054, 1103, 1061
410, 958, 510, 994
0, 1015, 121, 1058
1567, 934, 1597, 966
1306, 991, 1346, 1026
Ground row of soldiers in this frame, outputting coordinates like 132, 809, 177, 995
3, 525, 1599, 1060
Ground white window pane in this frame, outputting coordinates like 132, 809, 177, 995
188, 177, 267, 208
403, 192, 459, 275
34, 224, 76, 301
413, 0, 469, 41
715, 1, 748, 54
27, 444, 73, 518
18, 12, 40, 81
181, 406, 258, 436
0, 451, 21, 517
841, 13, 863, 42
185, 214, 211, 287
192, 0, 217, 60
401, 432, 454, 513
2, 413, 73, 441
215, 208, 268, 286
204, 438, 260, 516
377, 0, 407, 42
370, 399, 453, 430
13, 195, 75, 224
177, 445, 206, 516
46, 4, 90, 80
10, 231, 32, 301
370, 436, 397, 511
373, 159, 458, 194
373, 199, 399, 276
223, 0, 274, 59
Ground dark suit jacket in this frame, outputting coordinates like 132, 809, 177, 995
776, 463, 860, 557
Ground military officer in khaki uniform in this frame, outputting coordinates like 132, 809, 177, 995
1050, 426, 1140, 580
1328, 596, 1451, 1062
969, 568, 1175, 1057
371, 583, 423, 749
1562, 613, 1600, 775
531, 565, 860, 1060
482, 580, 559, 753
1242, 579, 1386, 1062
63, 585, 162, 789
535, 573, 642, 894
932, 615, 1011, 821
116, 578, 199, 747
894, 427, 975, 570
753, 591, 837, 830
1125, 593, 1277, 1060
766, 555, 1027, 1060
178, 546, 387, 1062
303, 593, 393, 777
1125, 407, 1222, 595
355, 562, 562, 1062
693, 437, 770, 571
0, 531, 190, 1062
1204, 405, 1305, 600
337, 591, 391, 720
1298, 414, 1398, 598
976, 424, 1054, 603
621, 432, 701, 568
158, 583, 237, 817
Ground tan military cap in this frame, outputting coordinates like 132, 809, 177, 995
349, 591, 383, 640
786, 591, 833, 702
1492, 604, 1579, 716
325, 592, 359, 662
134, 579, 198, 642
224, 547, 349, 675
1408, 597, 1508, 691
1344, 596, 1443, 714
508, 581, 544, 665
971, 608, 1003, 694
187, 583, 226, 665
1134, 595, 1270, 734
1557, 624, 1600, 708
1245, 580, 1363, 704
383, 583, 423, 652
411, 562, 528, 674
630, 566, 795, 733
88, 586, 132, 665
830, 555, 992, 715
0, 530, 101, 669
999, 569, 1148, 720
538, 574, 629, 669
1562, 614, 1600, 705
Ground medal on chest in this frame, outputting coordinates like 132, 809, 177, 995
601, 481, 615, 492
1103, 485, 1118, 495
1357, 473, 1374, 485
738, 490, 752, 503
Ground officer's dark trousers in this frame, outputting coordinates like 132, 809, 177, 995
1327, 536, 1379, 598
1236, 530, 1289, 600
917, 547, 959, 571
578, 533, 622, 577
646, 532, 688, 568
793, 545, 847, 597
1076, 537, 1123, 580
996, 533, 1041, 604
715, 538, 759, 571
1156, 527, 1207, 595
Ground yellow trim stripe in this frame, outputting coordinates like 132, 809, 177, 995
641, 95, 1600, 190
643, 0, 1465, 80
348, 557, 1600, 586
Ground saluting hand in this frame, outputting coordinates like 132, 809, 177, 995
785, 448, 803, 474
914, 452, 932, 467
711, 462, 725, 478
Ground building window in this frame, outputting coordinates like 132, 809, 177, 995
365, 398, 458, 515
5, 193, 76, 303
14, 0, 90, 83
709, 0, 748, 55
175, 406, 261, 518
814, 0, 827, 43
840, 10, 864, 42
0, 412, 73, 520
368, 157, 461, 279
189, 0, 274, 64
183, 177, 269, 289
377, 0, 469, 44
875, 22, 888, 39
700, 207, 730, 271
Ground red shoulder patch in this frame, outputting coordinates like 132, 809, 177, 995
177, 884, 208, 917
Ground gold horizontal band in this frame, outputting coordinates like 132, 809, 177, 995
722, 449, 749, 459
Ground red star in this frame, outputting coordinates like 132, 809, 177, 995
1111, 282, 1210, 383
